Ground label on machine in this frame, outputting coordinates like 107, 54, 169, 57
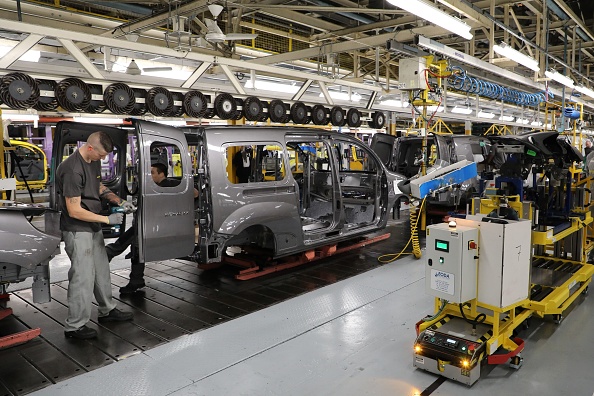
430, 269, 455, 295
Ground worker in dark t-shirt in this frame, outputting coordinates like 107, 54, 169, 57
106, 162, 198, 294
56, 131, 134, 340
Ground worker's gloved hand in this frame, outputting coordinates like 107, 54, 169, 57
119, 200, 136, 214
107, 213, 124, 225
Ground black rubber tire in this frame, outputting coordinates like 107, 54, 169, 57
214, 93, 236, 120
0, 72, 39, 110
369, 111, 386, 129
183, 90, 207, 118
347, 108, 362, 128
233, 97, 244, 120
33, 79, 58, 111
290, 102, 308, 124
330, 106, 345, 126
311, 104, 328, 125
56, 77, 91, 112
147, 87, 173, 116
104, 83, 135, 114
169, 91, 184, 117
243, 96, 263, 121
130, 88, 148, 116
268, 99, 287, 123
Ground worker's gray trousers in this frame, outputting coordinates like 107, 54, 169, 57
62, 230, 116, 331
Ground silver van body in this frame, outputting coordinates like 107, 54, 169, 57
49, 121, 404, 265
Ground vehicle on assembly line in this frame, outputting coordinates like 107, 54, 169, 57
370, 133, 495, 207
47, 120, 405, 266
8, 139, 48, 192
0, 140, 58, 303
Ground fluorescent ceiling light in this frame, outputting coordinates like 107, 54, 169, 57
545, 69, 574, 88
531, 120, 542, 126
72, 117, 124, 124
451, 106, 472, 114
426, 105, 444, 112
478, 110, 495, 119
499, 115, 514, 121
0, 46, 40, 62
387, 0, 473, 40
152, 119, 188, 127
493, 43, 539, 72
245, 80, 299, 94
380, 99, 409, 108
1, 113, 39, 121
575, 85, 594, 99
516, 118, 529, 124
319, 91, 361, 102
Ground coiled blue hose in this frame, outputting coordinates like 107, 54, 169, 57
448, 66, 551, 106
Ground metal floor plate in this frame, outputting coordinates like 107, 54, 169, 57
0, 220, 412, 395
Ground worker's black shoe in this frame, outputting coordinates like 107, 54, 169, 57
119, 282, 145, 295
98, 308, 133, 322
64, 325, 97, 339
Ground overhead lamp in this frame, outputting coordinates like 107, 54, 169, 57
493, 42, 539, 72
451, 106, 472, 114
152, 119, 188, 127
380, 99, 409, 108
245, 80, 299, 94
478, 110, 495, 119
126, 59, 142, 76
1, 113, 39, 121
531, 120, 543, 126
72, 117, 124, 124
0, 46, 40, 62
545, 69, 574, 88
516, 118, 529, 124
387, 0, 473, 40
426, 105, 444, 112
319, 91, 361, 102
499, 115, 514, 121
124, 33, 139, 42
575, 85, 594, 99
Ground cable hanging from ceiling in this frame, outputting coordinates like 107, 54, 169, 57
447, 66, 551, 107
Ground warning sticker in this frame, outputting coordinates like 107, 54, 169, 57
430, 269, 455, 295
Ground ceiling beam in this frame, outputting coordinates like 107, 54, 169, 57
249, 22, 480, 66
0, 33, 42, 69
0, 18, 381, 93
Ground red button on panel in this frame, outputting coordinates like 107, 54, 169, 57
468, 241, 477, 250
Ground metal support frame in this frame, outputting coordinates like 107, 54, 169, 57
0, 33, 42, 69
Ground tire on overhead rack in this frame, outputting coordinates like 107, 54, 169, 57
104, 83, 135, 114
330, 106, 345, 126
347, 108, 362, 128
268, 99, 287, 123
243, 96, 263, 121
87, 84, 106, 114
33, 79, 58, 111
183, 90, 208, 118
368, 111, 386, 129
290, 101, 308, 124
130, 88, 148, 116
146, 86, 173, 117
233, 97, 244, 120
311, 104, 328, 125
170, 91, 185, 117
214, 93, 236, 120
0, 72, 39, 110
56, 77, 91, 112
